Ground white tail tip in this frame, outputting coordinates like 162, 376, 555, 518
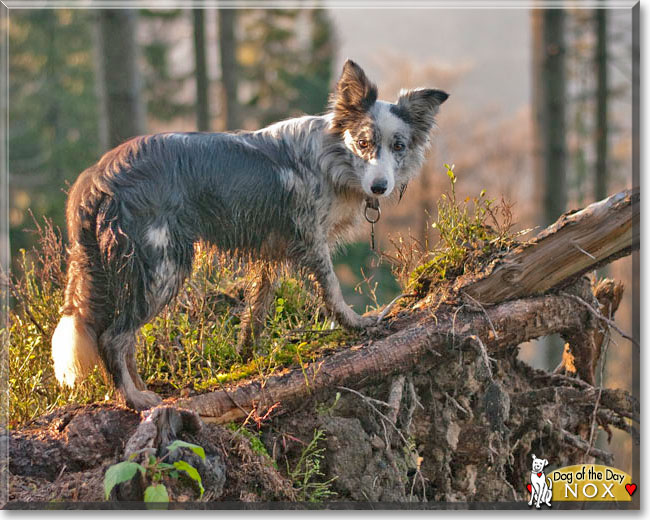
51, 314, 100, 387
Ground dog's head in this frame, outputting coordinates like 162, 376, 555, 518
531, 454, 548, 473
329, 59, 448, 199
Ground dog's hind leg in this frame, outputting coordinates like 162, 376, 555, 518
99, 328, 162, 410
237, 264, 276, 358
126, 347, 146, 391
95, 231, 189, 410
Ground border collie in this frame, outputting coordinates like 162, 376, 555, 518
52, 59, 448, 410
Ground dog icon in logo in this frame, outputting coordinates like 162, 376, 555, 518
527, 454, 553, 508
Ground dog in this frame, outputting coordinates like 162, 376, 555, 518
528, 454, 553, 508
51, 59, 448, 410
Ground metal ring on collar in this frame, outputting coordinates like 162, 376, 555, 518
364, 199, 381, 224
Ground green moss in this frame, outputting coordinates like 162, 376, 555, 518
227, 423, 276, 468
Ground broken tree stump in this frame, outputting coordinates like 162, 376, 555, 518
462, 188, 639, 304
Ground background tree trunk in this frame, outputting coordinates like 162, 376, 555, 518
95, 9, 146, 150
532, 8, 568, 368
542, 8, 568, 226
193, 9, 210, 132
218, 9, 240, 130
0, 4, 9, 296
533, 9, 568, 227
594, 9, 608, 202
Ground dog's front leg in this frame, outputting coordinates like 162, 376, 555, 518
301, 241, 375, 330
534, 484, 542, 508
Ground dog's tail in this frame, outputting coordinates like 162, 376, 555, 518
52, 168, 108, 387
547, 477, 553, 489
52, 313, 101, 387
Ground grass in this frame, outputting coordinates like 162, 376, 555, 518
5, 164, 518, 429
287, 428, 337, 502
386, 164, 519, 304
3, 219, 361, 428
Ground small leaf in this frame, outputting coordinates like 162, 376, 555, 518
173, 460, 205, 497
144, 484, 169, 508
166, 440, 206, 461
104, 461, 144, 500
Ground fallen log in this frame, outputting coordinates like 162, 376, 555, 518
462, 187, 639, 304
174, 188, 639, 423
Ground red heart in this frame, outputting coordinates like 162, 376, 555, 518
625, 483, 637, 496
537, 472, 542, 477
527, 484, 532, 493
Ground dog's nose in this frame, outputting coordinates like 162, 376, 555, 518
371, 179, 388, 195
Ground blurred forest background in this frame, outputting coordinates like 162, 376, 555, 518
7, 7, 636, 470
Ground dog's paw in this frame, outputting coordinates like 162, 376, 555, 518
359, 315, 381, 328
337, 311, 371, 330
358, 315, 385, 332
126, 390, 163, 411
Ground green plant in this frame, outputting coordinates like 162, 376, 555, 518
228, 423, 273, 461
401, 164, 516, 296
5, 218, 363, 428
288, 429, 337, 502
103, 440, 206, 506
316, 391, 341, 416
5, 218, 112, 427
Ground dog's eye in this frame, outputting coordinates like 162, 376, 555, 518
357, 139, 369, 149
393, 142, 405, 152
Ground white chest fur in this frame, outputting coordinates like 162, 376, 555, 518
323, 195, 365, 246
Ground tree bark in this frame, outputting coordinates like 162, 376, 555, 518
193, 9, 210, 132
173, 291, 593, 423
95, 9, 146, 149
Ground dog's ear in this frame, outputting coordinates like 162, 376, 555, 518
330, 60, 377, 130
543, 459, 549, 467
396, 88, 449, 145
531, 454, 537, 460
